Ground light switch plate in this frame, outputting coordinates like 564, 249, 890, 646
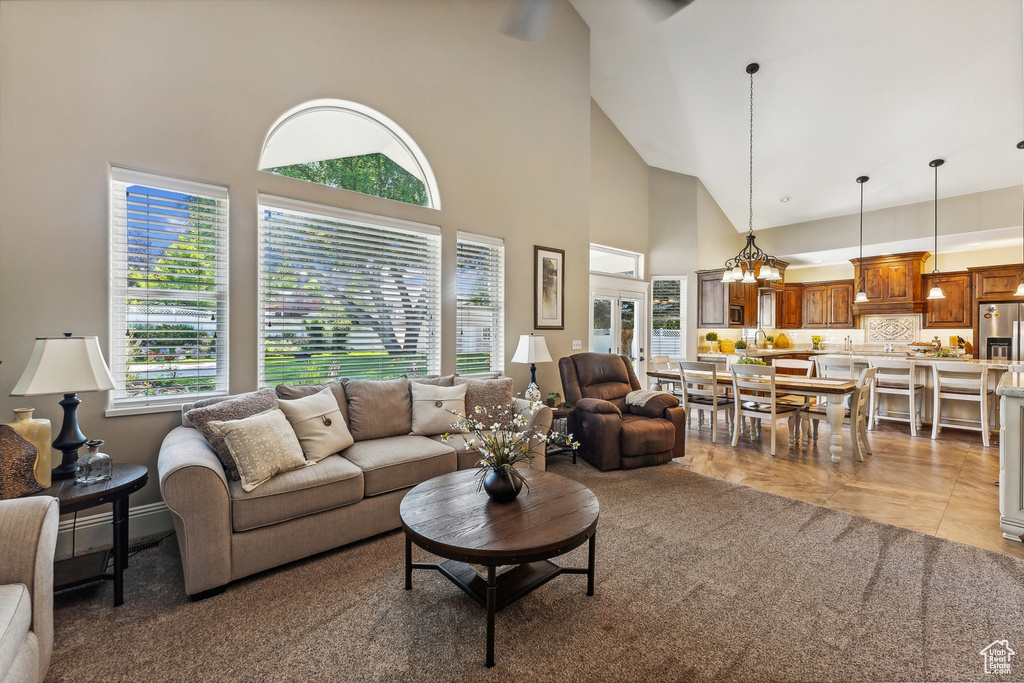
572, 340, 582, 350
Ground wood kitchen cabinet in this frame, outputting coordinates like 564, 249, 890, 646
778, 284, 803, 328
802, 280, 855, 329
851, 252, 928, 315
969, 264, 1024, 301
697, 270, 728, 328
923, 272, 971, 328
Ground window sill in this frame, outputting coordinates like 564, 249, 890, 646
105, 395, 227, 418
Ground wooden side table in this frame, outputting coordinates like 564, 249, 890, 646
547, 403, 578, 464
32, 463, 149, 606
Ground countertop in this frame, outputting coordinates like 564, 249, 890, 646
997, 372, 1024, 397
698, 349, 1008, 369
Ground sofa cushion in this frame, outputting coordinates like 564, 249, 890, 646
342, 377, 412, 441
342, 435, 456, 496
185, 388, 278, 480
411, 383, 467, 436
277, 386, 354, 462
228, 455, 364, 532
410, 374, 456, 387
276, 381, 349, 425
0, 583, 31, 677
620, 414, 675, 457
454, 376, 514, 410
428, 432, 489, 470
209, 409, 309, 492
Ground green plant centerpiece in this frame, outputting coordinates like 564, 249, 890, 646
735, 357, 768, 366
765, 334, 775, 343
545, 391, 561, 407
705, 332, 719, 342
443, 402, 576, 503
735, 339, 748, 350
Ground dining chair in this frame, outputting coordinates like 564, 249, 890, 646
868, 358, 926, 436
650, 355, 674, 392
773, 358, 814, 442
679, 361, 733, 442
730, 364, 801, 456
803, 366, 878, 461
931, 362, 995, 447
1008, 364, 1024, 372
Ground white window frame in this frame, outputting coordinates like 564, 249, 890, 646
257, 194, 441, 385
456, 232, 505, 375
590, 243, 644, 279
651, 275, 686, 361
107, 167, 229, 416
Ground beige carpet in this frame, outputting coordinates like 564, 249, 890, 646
47, 459, 1024, 682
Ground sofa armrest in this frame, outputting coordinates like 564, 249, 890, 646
576, 398, 622, 416
158, 426, 233, 596
0, 496, 58, 675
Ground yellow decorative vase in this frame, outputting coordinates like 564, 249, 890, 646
6, 408, 52, 488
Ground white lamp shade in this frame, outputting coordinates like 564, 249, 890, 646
721, 270, 734, 282
730, 266, 743, 280
756, 263, 771, 279
741, 270, 756, 284
511, 334, 552, 364
1014, 282, 1024, 296
11, 336, 116, 396
926, 285, 946, 300
854, 290, 869, 303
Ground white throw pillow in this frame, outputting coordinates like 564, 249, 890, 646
209, 409, 308, 492
410, 382, 467, 436
277, 386, 354, 462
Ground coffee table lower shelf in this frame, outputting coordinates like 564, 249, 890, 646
436, 558, 584, 612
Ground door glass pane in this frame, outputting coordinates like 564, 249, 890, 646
593, 298, 612, 353
620, 300, 636, 361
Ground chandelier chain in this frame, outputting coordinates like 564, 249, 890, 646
748, 67, 754, 236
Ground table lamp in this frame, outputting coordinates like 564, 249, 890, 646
10, 334, 116, 480
511, 333, 552, 402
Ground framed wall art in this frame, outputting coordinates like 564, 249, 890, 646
534, 245, 564, 330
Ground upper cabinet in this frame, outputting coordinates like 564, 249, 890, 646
923, 271, 971, 328
778, 284, 803, 329
969, 264, 1024, 301
802, 280, 855, 329
697, 270, 728, 328
851, 252, 929, 315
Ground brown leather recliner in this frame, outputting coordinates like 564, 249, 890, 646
559, 353, 685, 471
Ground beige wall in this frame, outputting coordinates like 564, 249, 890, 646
590, 99, 649, 254
0, 0, 593, 506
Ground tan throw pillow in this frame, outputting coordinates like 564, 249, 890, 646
410, 383, 467, 436
278, 386, 354, 462
341, 377, 412, 441
455, 376, 514, 411
410, 374, 456, 387
209, 409, 308, 492
184, 388, 278, 480
275, 381, 349, 425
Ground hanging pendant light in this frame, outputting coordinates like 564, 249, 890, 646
854, 175, 870, 304
722, 63, 782, 284
1014, 140, 1024, 296
926, 158, 946, 300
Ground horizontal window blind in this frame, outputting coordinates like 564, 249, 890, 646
109, 168, 229, 409
456, 233, 504, 375
258, 195, 441, 385
652, 276, 685, 358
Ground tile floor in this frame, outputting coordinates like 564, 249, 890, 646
674, 413, 1024, 560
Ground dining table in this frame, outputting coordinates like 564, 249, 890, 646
648, 369, 859, 462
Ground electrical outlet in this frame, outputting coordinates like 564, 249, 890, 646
572, 340, 582, 350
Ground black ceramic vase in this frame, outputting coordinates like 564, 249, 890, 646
482, 468, 522, 503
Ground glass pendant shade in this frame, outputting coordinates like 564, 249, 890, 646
854, 290, 869, 304
756, 263, 771, 279
926, 285, 945, 300
731, 266, 743, 280
1014, 282, 1024, 297
741, 270, 756, 284
721, 270, 734, 283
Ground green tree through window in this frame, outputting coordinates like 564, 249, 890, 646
265, 153, 428, 206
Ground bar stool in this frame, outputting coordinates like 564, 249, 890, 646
679, 361, 733, 442
868, 358, 926, 436
815, 356, 854, 380
931, 362, 995, 447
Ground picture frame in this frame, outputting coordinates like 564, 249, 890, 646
534, 245, 565, 330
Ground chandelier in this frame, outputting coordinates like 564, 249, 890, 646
722, 63, 782, 284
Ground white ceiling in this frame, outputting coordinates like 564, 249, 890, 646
570, 0, 1024, 242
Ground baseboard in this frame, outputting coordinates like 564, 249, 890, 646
55, 502, 174, 559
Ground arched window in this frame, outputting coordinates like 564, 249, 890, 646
259, 99, 441, 209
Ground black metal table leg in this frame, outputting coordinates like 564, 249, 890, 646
486, 565, 496, 668
405, 534, 412, 590
112, 497, 128, 606
587, 533, 596, 596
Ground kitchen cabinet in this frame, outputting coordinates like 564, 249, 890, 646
969, 264, 1024, 302
851, 252, 928, 315
759, 290, 776, 328
697, 270, 728, 328
778, 284, 803, 329
802, 280, 855, 329
923, 272, 971, 328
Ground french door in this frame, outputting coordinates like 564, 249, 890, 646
590, 276, 648, 386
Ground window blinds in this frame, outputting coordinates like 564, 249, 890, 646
258, 195, 441, 385
109, 167, 229, 409
456, 233, 504, 375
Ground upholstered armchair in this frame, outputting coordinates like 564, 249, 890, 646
559, 353, 685, 470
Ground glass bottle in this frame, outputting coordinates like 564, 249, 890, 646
76, 439, 112, 484
6, 408, 51, 488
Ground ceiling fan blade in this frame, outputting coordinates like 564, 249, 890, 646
503, 0, 559, 41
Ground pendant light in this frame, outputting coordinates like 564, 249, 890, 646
854, 175, 870, 304
722, 63, 782, 284
926, 158, 946, 300
1014, 140, 1024, 296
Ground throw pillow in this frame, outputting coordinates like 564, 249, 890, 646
625, 390, 679, 417
341, 377, 412, 441
208, 409, 308, 492
410, 383, 467, 435
276, 381, 348, 424
410, 374, 456, 387
278, 386, 354, 462
455, 376, 514, 411
184, 388, 277, 480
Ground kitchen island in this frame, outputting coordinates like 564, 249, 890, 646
997, 372, 1024, 542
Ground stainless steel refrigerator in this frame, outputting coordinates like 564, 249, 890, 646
979, 302, 1024, 361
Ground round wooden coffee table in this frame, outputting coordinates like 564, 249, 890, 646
400, 468, 599, 668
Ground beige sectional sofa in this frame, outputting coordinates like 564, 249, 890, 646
158, 375, 552, 598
